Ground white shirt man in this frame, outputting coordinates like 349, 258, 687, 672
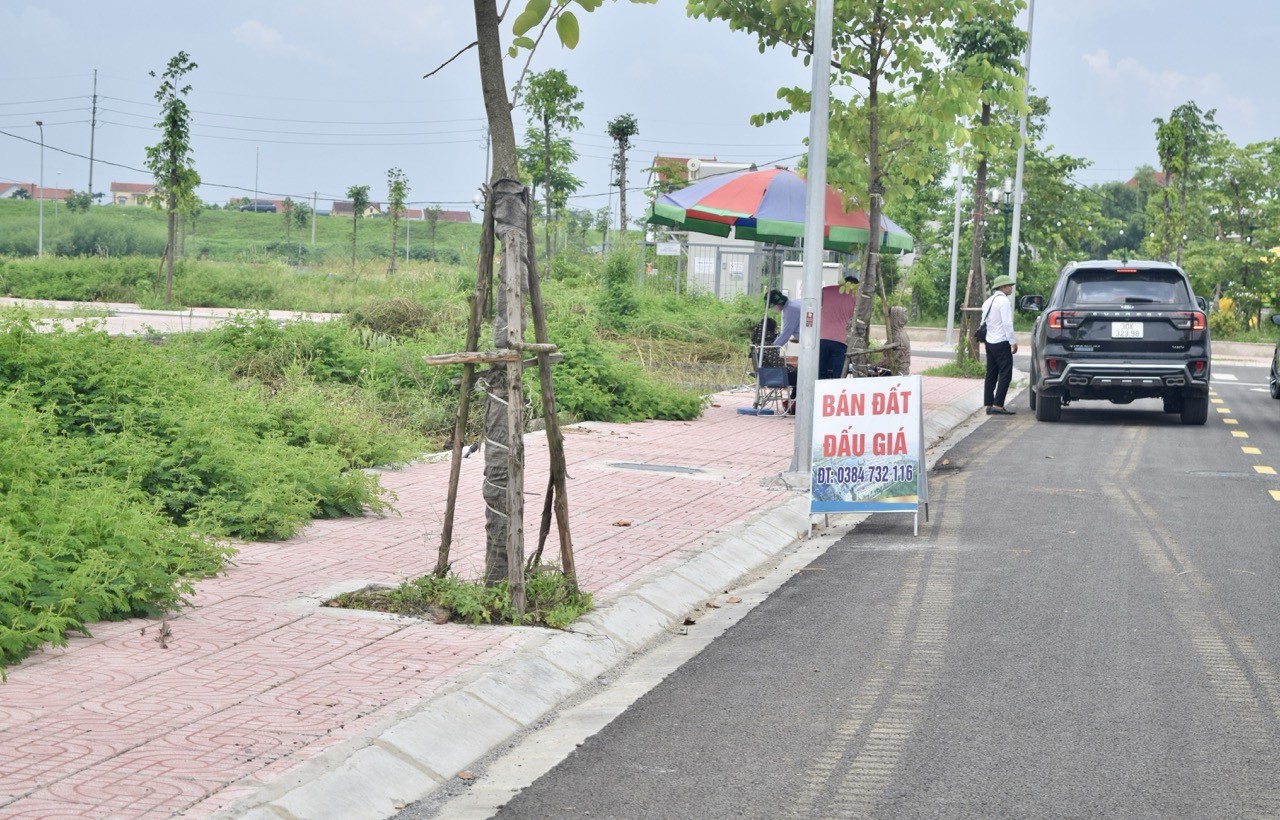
981, 275, 1018, 414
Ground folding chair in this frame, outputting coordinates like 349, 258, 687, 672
747, 343, 792, 415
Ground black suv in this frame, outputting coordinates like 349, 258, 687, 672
1021, 260, 1211, 424
239, 200, 276, 213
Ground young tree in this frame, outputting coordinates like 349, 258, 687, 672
291, 200, 311, 263
386, 168, 409, 273
426, 205, 441, 251
144, 51, 200, 307
606, 113, 639, 236
523, 69, 584, 259
517, 129, 583, 245
460, 0, 654, 606
346, 184, 370, 270
282, 196, 294, 253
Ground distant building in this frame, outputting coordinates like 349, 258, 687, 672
330, 200, 384, 218
110, 181, 157, 206
1126, 169, 1172, 188
1, 183, 74, 200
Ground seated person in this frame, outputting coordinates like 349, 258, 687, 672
749, 316, 797, 413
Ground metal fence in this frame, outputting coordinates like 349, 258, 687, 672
641, 240, 811, 300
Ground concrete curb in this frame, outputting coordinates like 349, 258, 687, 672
218, 397, 986, 819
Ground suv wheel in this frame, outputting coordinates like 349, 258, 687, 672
1035, 393, 1061, 422
1028, 366, 1038, 411
1180, 395, 1208, 425
1162, 395, 1183, 414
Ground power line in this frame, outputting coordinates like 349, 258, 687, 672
99, 95, 484, 126
0, 96, 89, 106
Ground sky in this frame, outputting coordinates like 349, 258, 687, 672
2, 1, 1278, 223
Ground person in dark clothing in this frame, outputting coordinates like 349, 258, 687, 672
981, 275, 1018, 415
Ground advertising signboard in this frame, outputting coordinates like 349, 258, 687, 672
810, 375, 928, 534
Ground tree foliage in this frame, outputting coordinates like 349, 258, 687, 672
386, 168, 409, 274
346, 184, 370, 270
521, 69, 584, 258
606, 113, 639, 232
144, 51, 200, 307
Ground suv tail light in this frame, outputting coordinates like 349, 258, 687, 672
1047, 310, 1084, 330
1192, 360, 1207, 376
1170, 311, 1207, 331
1045, 358, 1063, 376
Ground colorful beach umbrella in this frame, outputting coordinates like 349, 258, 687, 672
647, 167, 913, 253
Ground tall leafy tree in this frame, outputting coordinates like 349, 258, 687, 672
943, 15, 1027, 361
606, 113, 639, 234
144, 51, 200, 307
687, 0, 1026, 363
386, 168, 409, 273
522, 69, 584, 259
346, 184, 370, 270
1150, 101, 1222, 265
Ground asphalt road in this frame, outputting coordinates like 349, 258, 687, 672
413, 362, 1280, 820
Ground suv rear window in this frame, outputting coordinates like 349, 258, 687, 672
1064, 270, 1190, 305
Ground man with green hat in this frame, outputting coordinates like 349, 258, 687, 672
980, 275, 1018, 415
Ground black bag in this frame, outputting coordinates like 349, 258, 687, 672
973, 300, 992, 342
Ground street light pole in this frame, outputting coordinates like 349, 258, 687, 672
35, 120, 44, 259
1000, 177, 1014, 276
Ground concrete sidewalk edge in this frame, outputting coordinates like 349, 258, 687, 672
218, 386, 990, 820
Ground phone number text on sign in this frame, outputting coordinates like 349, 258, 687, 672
815, 464, 916, 485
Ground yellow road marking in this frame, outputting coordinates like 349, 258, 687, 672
1216, 407, 1231, 414
1224, 418, 1239, 425
1232, 431, 1249, 438
1242, 447, 1261, 455
1211, 398, 1224, 404
1271, 490, 1280, 502
1254, 466, 1277, 476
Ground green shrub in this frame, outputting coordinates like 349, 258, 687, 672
1208, 308, 1244, 338
596, 250, 639, 330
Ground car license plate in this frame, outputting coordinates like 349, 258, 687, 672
1112, 321, 1143, 339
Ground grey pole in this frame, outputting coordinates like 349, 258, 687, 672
311, 192, 317, 245
1007, 0, 1035, 285
254, 147, 259, 204
790, 0, 834, 475
945, 154, 964, 348
35, 120, 44, 259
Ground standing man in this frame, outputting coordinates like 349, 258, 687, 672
818, 274, 858, 378
981, 274, 1018, 415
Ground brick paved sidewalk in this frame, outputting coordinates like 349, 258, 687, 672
0, 369, 984, 819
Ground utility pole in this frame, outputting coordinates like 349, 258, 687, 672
254, 147, 259, 203
311, 192, 317, 245
1008, 0, 1036, 285
88, 69, 98, 199
945, 153, 964, 348
36, 120, 44, 259
791, 0, 833, 475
